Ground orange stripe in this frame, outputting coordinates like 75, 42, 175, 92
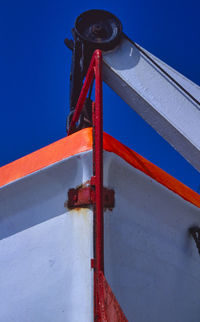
0, 127, 200, 208
103, 132, 200, 208
0, 128, 93, 188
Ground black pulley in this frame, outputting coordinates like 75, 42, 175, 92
65, 10, 122, 133
74, 10, 122, 51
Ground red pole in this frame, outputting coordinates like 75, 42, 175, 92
94, 50, 104, 273
67, 48, 128, 321
67, 49, 104, 320
92, 50, 104, 321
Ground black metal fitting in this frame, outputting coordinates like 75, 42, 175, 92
189, 226, 200, 255
65, 10, 122, 133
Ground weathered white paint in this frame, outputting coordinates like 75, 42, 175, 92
103, 37, 200, 172
1, 150, 200, 321
104, 151, 200, 322
0, 152, 93, 322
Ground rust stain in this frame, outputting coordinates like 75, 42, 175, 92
67, 206, 92, 212
68, 208, 91, 215
68, 208, 92, 229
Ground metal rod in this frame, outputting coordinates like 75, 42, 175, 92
67, 54, 95, 135
94, 50, 103, 322
93, 50, 104, 273
67, 49, 104, 320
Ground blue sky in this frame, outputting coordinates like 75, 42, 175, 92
1, 0, 200, 191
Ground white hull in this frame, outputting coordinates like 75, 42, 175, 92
1, 130, 200, 321
104, 152, 200, 321
0, 152, 94, 321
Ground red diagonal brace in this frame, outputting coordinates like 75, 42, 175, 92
67, 53, 96, 136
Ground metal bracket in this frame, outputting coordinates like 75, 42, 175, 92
66, 180, 114, 210
189, 226, 200, 255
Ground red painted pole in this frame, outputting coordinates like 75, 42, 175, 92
92, 50, 104, 322
67, 49, 104, 321
94, 50, 104, 273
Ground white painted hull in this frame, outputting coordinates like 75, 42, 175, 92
0, 152, 94, 322
1, 143, 200, 321
104, 152, 200, 321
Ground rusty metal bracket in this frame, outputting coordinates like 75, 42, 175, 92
66, 181, 114, 210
